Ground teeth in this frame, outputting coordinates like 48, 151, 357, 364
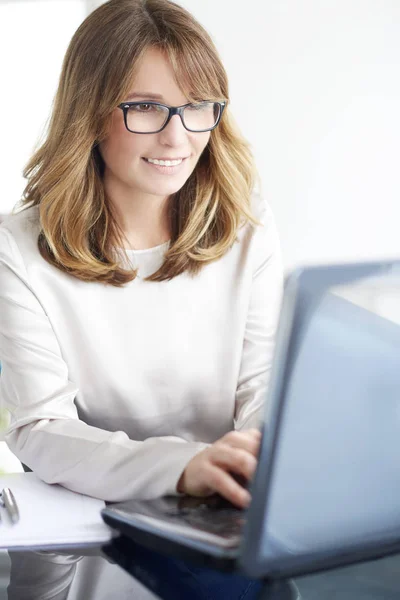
146, 158, 183, 166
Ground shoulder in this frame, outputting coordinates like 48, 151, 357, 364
249, 189, 276, 228
0, 205, 41, 269
1, 205, 40, 240
239, 189, 281, 253
239, 189, 283, 281
226, 188, 282, 282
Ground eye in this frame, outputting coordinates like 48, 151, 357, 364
133, 103, 154, 112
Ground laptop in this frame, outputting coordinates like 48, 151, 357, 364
101, 259, 400, 580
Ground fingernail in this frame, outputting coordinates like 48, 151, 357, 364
243, 491, 251, 507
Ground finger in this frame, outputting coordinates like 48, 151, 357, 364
243, 428, 262, 437
238, 428, 262, 445
224, 428, 261, 440
210, 446, 258, 482
206, 464, 251, 509
222, 430, 261, 457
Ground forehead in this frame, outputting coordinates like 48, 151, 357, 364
127, 47, 189, 104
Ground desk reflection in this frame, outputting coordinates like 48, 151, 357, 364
7, 547, 158, 600
7, 538, 265, 600
8, 540, 400, 600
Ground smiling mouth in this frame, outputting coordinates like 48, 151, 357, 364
142, 157, 188, 163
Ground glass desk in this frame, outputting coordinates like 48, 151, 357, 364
1, 537, 400, 600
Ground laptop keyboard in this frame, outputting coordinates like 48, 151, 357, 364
106, 494, 247, 545
163, 499, 246, 538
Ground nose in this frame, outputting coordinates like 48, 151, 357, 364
159, 113, 188, 144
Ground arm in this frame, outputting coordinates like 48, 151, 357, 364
0, 226, 208, 501
234, 199, 284, 431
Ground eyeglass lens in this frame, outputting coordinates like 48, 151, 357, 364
125, 102, 221, 133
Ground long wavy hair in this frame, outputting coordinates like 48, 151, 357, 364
18, 0, 261, 286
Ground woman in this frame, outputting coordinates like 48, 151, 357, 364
1, 0, 283, 597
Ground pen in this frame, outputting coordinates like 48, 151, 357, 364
0, 487, 20, 524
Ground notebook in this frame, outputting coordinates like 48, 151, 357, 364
0, 472, 112, 549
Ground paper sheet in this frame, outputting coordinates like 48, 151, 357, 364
0, 472, 112, 549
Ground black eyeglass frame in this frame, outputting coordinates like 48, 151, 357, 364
117, 100, 227, 134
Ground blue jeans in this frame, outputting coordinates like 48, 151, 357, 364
104, 538, 264, 600
148, 556, 263, 600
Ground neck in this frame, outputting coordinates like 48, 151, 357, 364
104, 172, 171, 250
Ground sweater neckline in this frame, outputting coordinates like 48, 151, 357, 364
121, 240, 170, 255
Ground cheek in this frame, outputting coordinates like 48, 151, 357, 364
101, 110, 145, 162
100, 130, 142, 169
194, 132, 211, 155
189, 133, 210, 162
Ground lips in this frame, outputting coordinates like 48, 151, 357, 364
142, 156, 189, 161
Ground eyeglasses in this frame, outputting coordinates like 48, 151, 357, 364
117, 100, 226, 134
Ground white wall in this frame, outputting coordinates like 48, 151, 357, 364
0, 0, 86, 215
177, 0, 400, 270
1, 0, 400, 271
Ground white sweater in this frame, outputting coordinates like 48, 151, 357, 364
0, 192, 283, 502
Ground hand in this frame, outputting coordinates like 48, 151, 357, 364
176, 429, 261, 509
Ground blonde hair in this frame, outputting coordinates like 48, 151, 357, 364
18, 0, 261, 286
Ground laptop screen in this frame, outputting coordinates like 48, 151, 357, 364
242, 263, 400, 577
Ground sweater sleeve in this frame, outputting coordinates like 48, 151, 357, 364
234, 199, 284, 431
0, 226, 208, 501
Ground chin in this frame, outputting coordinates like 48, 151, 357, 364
143, 179, 188, 195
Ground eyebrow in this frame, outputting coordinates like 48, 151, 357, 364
126, 92, 165, 101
